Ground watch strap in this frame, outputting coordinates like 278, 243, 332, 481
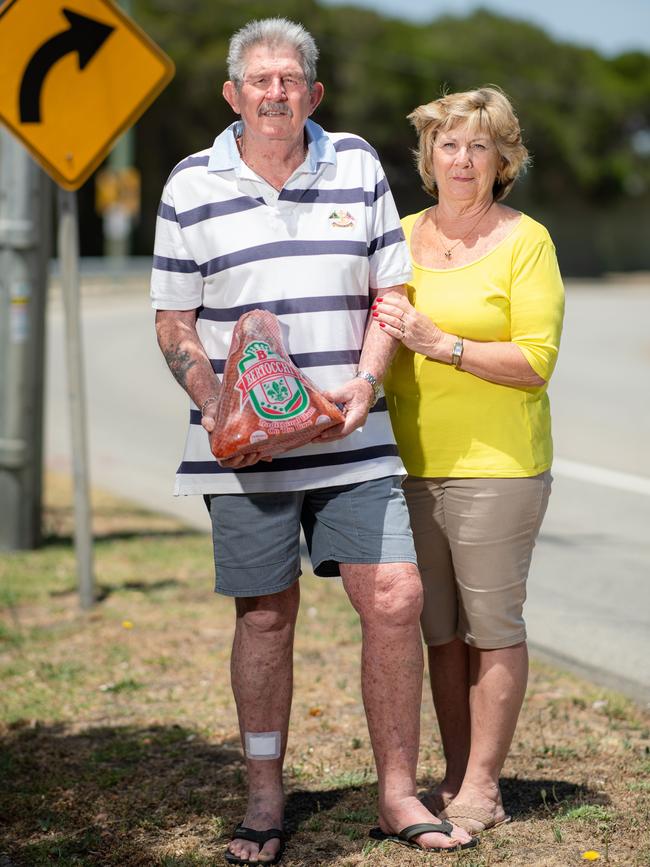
355, 370, 381, 406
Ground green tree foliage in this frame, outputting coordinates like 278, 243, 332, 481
83, 1, 650, 274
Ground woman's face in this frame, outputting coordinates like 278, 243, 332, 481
431, 122, 502, 205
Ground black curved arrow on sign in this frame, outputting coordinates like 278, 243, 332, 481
19, 8, 115, 124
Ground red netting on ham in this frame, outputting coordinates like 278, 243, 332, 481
210, 310, 345, 461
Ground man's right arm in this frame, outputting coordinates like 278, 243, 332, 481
156, 309, 268, 468
155, 309, 220, 425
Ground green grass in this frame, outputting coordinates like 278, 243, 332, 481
559, 804, 613, 823
627, 780, 650, 792
0, 621, 23, 646
158, 856, 214, 866
322, 769, 374, 789
99, 677, 145, 694
331, 807, 376, 824
18, 828, 104, 866
535, 744, 580, 760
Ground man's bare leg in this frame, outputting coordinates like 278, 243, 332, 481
340, 563, 473, 850
227, 582, 300, 863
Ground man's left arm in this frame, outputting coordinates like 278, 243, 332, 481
318, 284, 405, 440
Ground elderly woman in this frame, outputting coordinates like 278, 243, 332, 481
375, 87, 564, 833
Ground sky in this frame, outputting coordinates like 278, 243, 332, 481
319, 0, 650, 56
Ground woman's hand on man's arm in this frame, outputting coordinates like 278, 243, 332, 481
373, 294, 454, 361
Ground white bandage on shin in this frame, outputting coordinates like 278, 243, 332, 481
245, 731, 281, 761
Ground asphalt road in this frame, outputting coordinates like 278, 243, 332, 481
44, 278, 650, 704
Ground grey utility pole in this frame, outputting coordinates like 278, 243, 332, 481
0, 128, 50, 549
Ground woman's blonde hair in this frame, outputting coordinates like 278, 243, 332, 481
408, 86, 529, 201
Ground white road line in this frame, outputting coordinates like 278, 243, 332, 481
553, 457, 650, 496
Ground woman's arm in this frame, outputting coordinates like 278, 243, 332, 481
373, 295, 546, 388
375, 236, 564, 389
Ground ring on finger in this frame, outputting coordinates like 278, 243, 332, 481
400, 321, 406, 334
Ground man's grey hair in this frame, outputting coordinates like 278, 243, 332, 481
227, 18, 319, 90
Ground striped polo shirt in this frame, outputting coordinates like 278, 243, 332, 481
151, 119, 412, 495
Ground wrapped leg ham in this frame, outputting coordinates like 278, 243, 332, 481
210, 309, 345, 461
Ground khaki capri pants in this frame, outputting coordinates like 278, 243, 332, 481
403, 472, 551, 650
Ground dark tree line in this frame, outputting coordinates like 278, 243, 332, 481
78, 1, 650, 275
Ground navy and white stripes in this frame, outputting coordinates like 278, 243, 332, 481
151, 120, 411, 495
153, 236, 406, 279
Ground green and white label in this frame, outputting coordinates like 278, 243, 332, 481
235, 340, 310, 421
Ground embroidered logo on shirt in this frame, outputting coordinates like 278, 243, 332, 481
329, 209, 355, 228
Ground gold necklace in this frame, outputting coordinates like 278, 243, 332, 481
433, 202, 493, 260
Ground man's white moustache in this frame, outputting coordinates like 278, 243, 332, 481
259, 103, 292, 116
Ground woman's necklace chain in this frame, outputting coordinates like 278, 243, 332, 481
433, 201, 493, 260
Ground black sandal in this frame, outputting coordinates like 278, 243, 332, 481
225, 824, 286, 865
369, 821, 478, 852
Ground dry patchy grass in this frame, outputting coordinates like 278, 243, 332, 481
0, 475, 648, 866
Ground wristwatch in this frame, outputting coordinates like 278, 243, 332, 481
355, 370, 381, 407
451, 337, 464, 368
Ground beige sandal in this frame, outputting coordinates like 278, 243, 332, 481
442, 803, 512, 833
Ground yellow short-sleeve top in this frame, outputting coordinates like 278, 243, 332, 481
384, 210, 565, 478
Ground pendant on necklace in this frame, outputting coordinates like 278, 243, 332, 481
444, 250, 452, 259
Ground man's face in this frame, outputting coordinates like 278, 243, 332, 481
223, 44, 323, 144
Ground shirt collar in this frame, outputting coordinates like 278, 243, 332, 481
303, 119, 336, 172
207, 119, 336, 174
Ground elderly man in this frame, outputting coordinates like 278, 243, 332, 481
151, 17, 474, 865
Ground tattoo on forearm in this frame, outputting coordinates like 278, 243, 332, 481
163, 344, 197, 390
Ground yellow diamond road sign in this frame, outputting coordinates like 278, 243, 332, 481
0, 0, 174, 190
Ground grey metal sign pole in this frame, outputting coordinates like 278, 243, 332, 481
57, 188, 95, 609
0, 128, 50, 550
